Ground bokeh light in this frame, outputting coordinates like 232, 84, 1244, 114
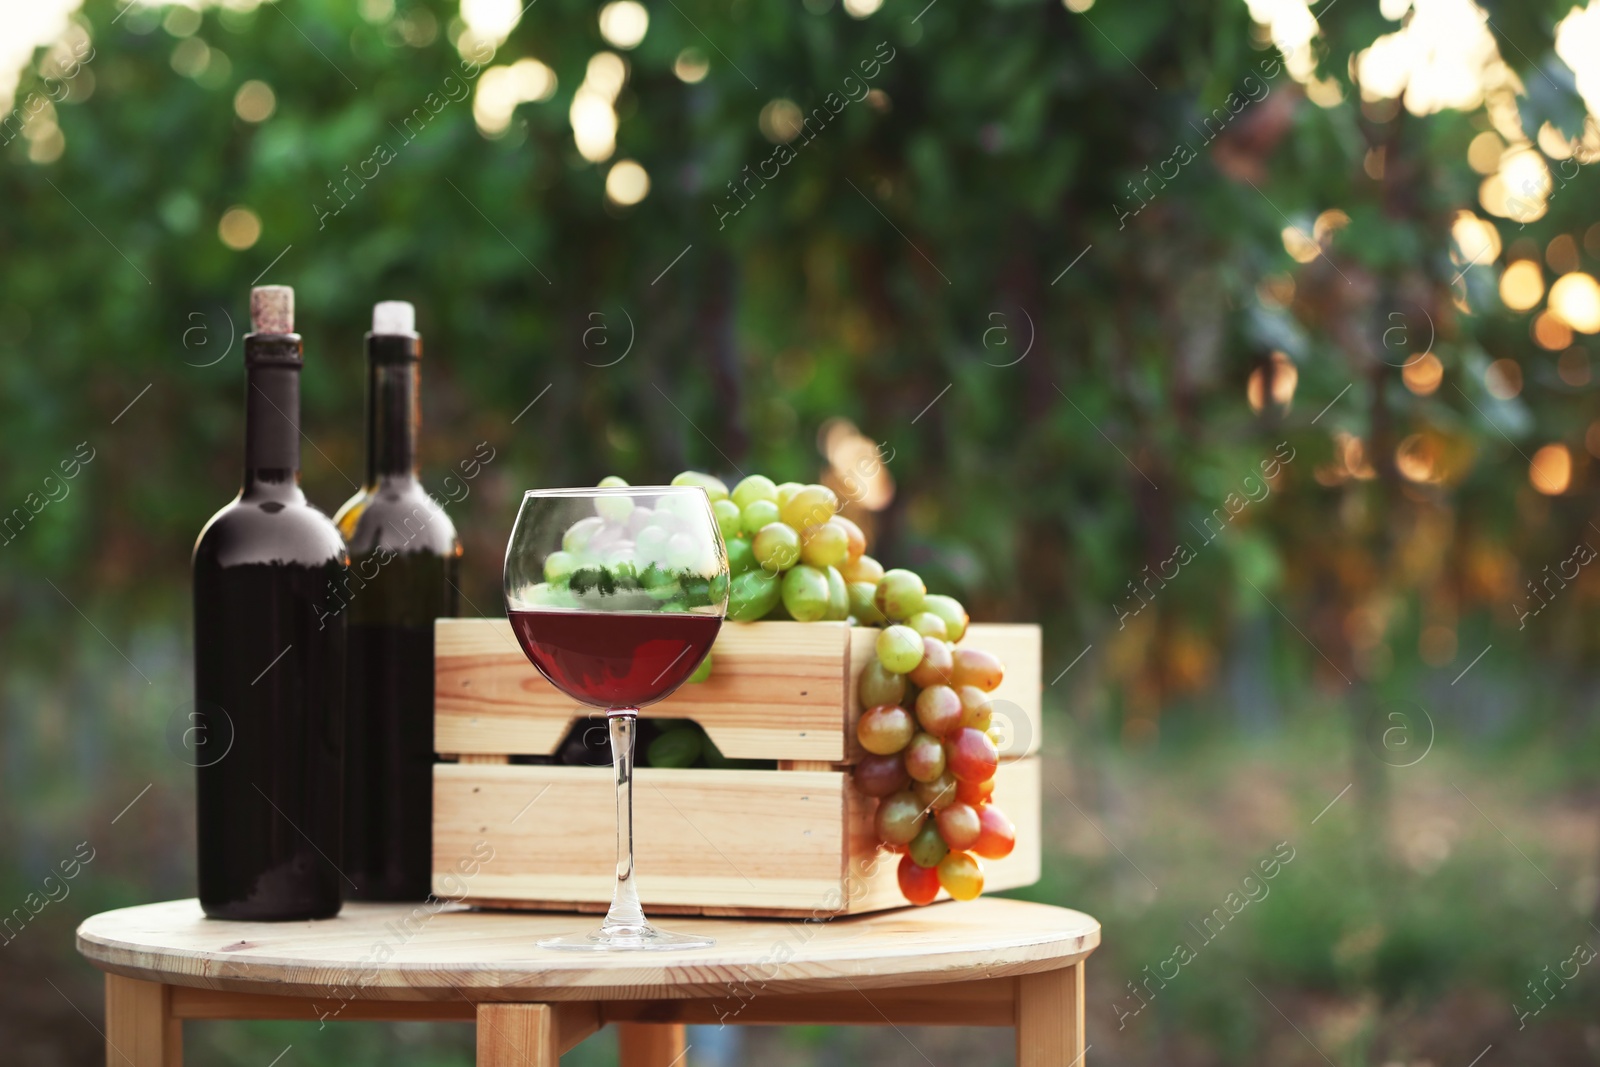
598, 1, 649, 49
605, 159, 650, 206
1403, 351, 1444, 395
1484, 358, 1522, 399
1529, 443, 1572, 495
233, 80, 276, 123
674, 48, 709, 83
218, 206, 261, 251
474, 59, 557, 137
1498, 259, 1544, 311
1548, 272, 1600, 333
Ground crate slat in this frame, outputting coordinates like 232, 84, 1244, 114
434, 765, 847, 910
435, 757, 1040, 915
435, 619, 850, 761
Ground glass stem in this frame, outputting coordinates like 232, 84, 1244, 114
602, 709, 647, 932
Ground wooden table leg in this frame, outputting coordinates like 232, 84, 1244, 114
105, 975, 181, 1067
477, 1003, 558, 1066
617, 1021, 688, 1066
1016, 962, 1085, 1066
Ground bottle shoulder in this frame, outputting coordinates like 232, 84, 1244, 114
339, 480, 460, 557
195, 492, 349, 571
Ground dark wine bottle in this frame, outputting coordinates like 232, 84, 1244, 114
334, 301, 461, 901
192, 286, 348, 921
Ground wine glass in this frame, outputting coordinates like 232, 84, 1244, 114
504, 486, 729, 950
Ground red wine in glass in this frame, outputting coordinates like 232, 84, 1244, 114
505, 484, 730, 951
509, 610, 721, 709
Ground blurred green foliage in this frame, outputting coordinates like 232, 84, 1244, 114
5, 0, 1600, 1062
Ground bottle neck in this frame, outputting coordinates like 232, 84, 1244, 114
243, 334, 303, 494
365, 334, 422, 485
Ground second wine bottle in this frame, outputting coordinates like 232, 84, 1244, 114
335, 301, 461, 901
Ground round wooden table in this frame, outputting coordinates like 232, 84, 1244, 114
77, 897, 1099, 1066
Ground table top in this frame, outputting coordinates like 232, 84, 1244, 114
77, 898, 1100, 1002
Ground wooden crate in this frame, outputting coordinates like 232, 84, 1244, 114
433, 619, 1042, 916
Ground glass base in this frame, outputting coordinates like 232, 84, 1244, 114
538, 920, 714, 952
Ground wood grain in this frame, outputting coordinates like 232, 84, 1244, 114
602, 976, 1019, 1027
105, 975, 180, 1067
435, 619, 850, 760
76, 898, 1099, 1002
616, 1022, 686, 1067
433, 765, 848, 910
477, 1002, 557, 1066
1017, 964, 1085, 1067
434, 758, 1039, 914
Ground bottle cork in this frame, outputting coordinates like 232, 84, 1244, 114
372, 300, 415, 334
250, 285, 294, 334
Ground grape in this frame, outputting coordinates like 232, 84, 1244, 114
824, 566, 850, 621
955, 776, 995, 806
780, 484, 839, 531
562, 516, 605, 555
727, 570, 781, 621
666, 532, 701, 571
781, 564, 831, 622
648, 724, 703, 767
740, 499, 782, 537
634, 525, 668, 566
950, 648, 1004, 692
936, 852, 984, 901
625, 506, 657, 537
840, 553, 885, 585
946, 727, 999, 783
853, 753, 910, 797
897, 853, 942, 905
731, 474, 778, 509
800, 521, 850, 568
935, 801, 982, 851
848, 581, 886, 625
544, 550, 579, 583
857, 704, 915, 755
876, 625, 925, 674
874, 569, 927, 621
775, 481, 804, 507
712, 499, 742, 542
906, 612, 949, 641
752, 522, 802, 571
922, 594, 969, 644
903, 731, 947, 783
686, 652, 713, 684
834, 515, 867, 560
908, 822, 950, 868
857, 660, 906, 709
914, 685, 964, 737
671, 470, 729, 502
596, 475, 634, 523
972, 804, 1016, 859
726, 536, 757, 576
912, 770, 958, 812
907, 638, 953, 688
874, 790, 926, 845
956, 685, 992, 731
